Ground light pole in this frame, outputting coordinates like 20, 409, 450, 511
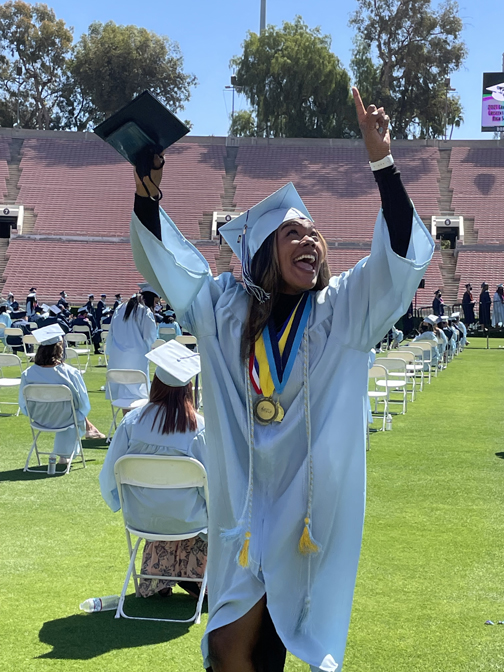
16, 62, 22, 127
444, 77, 456, 141
260, 0, 266, 33
225, 76, 242, 133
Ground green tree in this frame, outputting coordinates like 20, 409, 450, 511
0, 1, 73, 129
229, 109, 257, 137
63, 21, 196, 131
231, 17, 356, 138
350, 0, 467, 138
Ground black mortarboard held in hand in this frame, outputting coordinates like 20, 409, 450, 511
94, 90, 190, 200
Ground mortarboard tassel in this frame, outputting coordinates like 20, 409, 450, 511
241, 222, 271, 304
298, 517, 320, 555
238, 531, 251, 567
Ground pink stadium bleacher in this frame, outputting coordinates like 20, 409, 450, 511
2, 238, 223, 305
449, 147, 504, 243
0, 138, 11, 201
16, 138, 226, 240
455, 251, 504, 301
234, 145, 440, 242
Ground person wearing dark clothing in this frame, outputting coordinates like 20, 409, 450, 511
85, 295, 96, 321
402, 302, 414, 337
7, 312, 32, 353
73, 308, 102, 354
57, 291, 69, 310
462, 283, 475, 326
96, 294, 107, 328
479, 283, 491, 328
432, 290, 444, 316
113, 294, 122, 312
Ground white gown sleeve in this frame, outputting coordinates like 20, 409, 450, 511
130, 207, 211, 317
99, 417, 133, 512
320, 207, 434, 352
67, 367, 91, 423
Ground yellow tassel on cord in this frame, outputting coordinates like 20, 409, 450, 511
238, 531, 251, 567
298, 517, 320, 555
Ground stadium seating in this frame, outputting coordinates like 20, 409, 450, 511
234, 145, 440, 242
16, 138, 226, 240
449, 147, 504, 243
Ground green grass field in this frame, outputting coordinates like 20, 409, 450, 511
1, 343, 504, 671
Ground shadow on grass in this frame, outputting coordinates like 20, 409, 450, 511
37, 592, 206, 659
0, 460, 98, 481
495, 452, 504, 460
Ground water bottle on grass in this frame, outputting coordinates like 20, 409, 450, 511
79, 595, 120, 613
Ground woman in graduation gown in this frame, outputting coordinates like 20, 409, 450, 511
100, 340, 207, 598
128, 88, 434, 672
18, 325, 104, 458
491, 285, 504, 327
105, 292, 158, 401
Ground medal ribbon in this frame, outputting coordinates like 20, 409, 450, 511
251, 292, 311, 396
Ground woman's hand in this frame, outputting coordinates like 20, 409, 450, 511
352, 86, 391, 163
134, 152, 165, 198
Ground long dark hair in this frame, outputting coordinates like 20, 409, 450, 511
142, 375, 198, 434
35, 341, 64, 366
123, 293, 144, 321
240, 226, 330, 360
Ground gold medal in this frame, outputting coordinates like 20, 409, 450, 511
275, 402, 284, 422
254, 397, 278, 425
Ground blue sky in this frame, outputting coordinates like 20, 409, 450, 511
49, 0, 504, 139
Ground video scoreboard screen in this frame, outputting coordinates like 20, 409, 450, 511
482, 72, 504, 132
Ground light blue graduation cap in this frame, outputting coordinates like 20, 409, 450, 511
219, 183, 312, 302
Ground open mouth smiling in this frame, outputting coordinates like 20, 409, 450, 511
293, 253, 317, 273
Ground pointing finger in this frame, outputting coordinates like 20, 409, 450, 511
352, 86, 366, 122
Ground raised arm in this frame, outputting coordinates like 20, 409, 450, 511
353, 87, 413, 258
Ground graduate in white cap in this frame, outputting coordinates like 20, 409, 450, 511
18, 325, 105, 461
412, 315, 441, 369
100, 339, 207, 598
129, 88, 434, 672
105, 292, 158, 403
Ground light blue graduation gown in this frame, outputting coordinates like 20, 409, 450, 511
0, 312, 12, 344
105, 302, 158, 400
18, 363, 90, 457
457, 320, 467, 346
412, 331, 440, 368
99, 406, 207, 535
130, 205, 433, 671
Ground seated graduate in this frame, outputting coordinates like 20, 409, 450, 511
96, 293, 107, 328
99, 339, 207, 598
72, 306, 102, 354
101, 307, 113, 325
6, 291, 15, 308
6, 309, 32, 353
26, 288, 38, 318
37, 305, 71, 333
159, 311, 182, 338
412, 315, 440, 369
18, 325, 105, 463
57, 291, 69, 311
452, 312, 468, 346
0, 305, 12, 343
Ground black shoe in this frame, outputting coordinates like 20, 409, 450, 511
178, 581, 200, 599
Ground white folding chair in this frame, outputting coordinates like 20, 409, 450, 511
28, 322, 38, 330
386, 351, 417, 401
65, 333, 90, 373
73, 324, 92, 344
106, 369, 149, 442
0, 353, 23, 415
65, 347, 81, 372
0, 323, 5, 346
151, 339, 165, 350
101, 323, 111, 332
22, 334, 39, 364
3, 327, 23, 354
158, 327, 176, 341
399, 345, 426, 390
375, 357, 408, 414
22, 383, 86, 474
114, 455, 208, 624
414, 341, 437, 379
368, 364, 389, 431
175, 335, 197, 348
